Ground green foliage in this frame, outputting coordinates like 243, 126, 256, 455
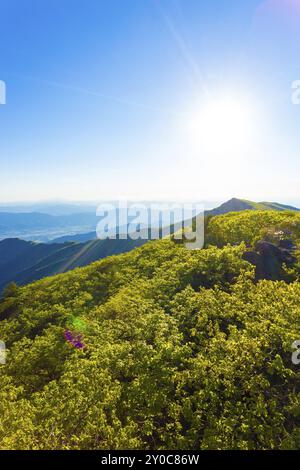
206, 210, 300, 247
0, 213, 300, 450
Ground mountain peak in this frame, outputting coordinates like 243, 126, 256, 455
208, 198, 254, 216
208, 198, 300, 216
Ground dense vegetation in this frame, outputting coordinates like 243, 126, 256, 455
206, 209, 300, 247
0, 210, 300, 450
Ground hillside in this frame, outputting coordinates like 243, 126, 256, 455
0, 210, 300, 450
206, 208, 300, 247
207, 198, 300, 216
0, 237, 147, 292
51, 231, 97, 243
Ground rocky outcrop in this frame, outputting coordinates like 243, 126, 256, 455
243, 240, 297, 281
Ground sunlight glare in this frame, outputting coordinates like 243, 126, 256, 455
186, 95, 256, 155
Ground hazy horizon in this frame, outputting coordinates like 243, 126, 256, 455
1, 197, 300, 215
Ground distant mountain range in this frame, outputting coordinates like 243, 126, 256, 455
0, 202, 98, 216
0, 197, 299, 292
50, 198, 300, 243
0, 203, 180, 242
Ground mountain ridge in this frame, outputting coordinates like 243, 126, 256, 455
1, 197, 299, 291
207, 197, 300, 216
51, 198, 300, 243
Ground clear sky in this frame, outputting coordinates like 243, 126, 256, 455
0, 0, 300, 205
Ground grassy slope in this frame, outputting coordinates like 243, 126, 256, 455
0, 210, 300, 449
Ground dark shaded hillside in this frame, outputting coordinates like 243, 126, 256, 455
51, 231, 97, 243
0, 237, 146, 292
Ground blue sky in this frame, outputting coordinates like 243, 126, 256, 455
0, 0, 300, 204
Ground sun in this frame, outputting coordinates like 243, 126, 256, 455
186, 95, 256, 155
